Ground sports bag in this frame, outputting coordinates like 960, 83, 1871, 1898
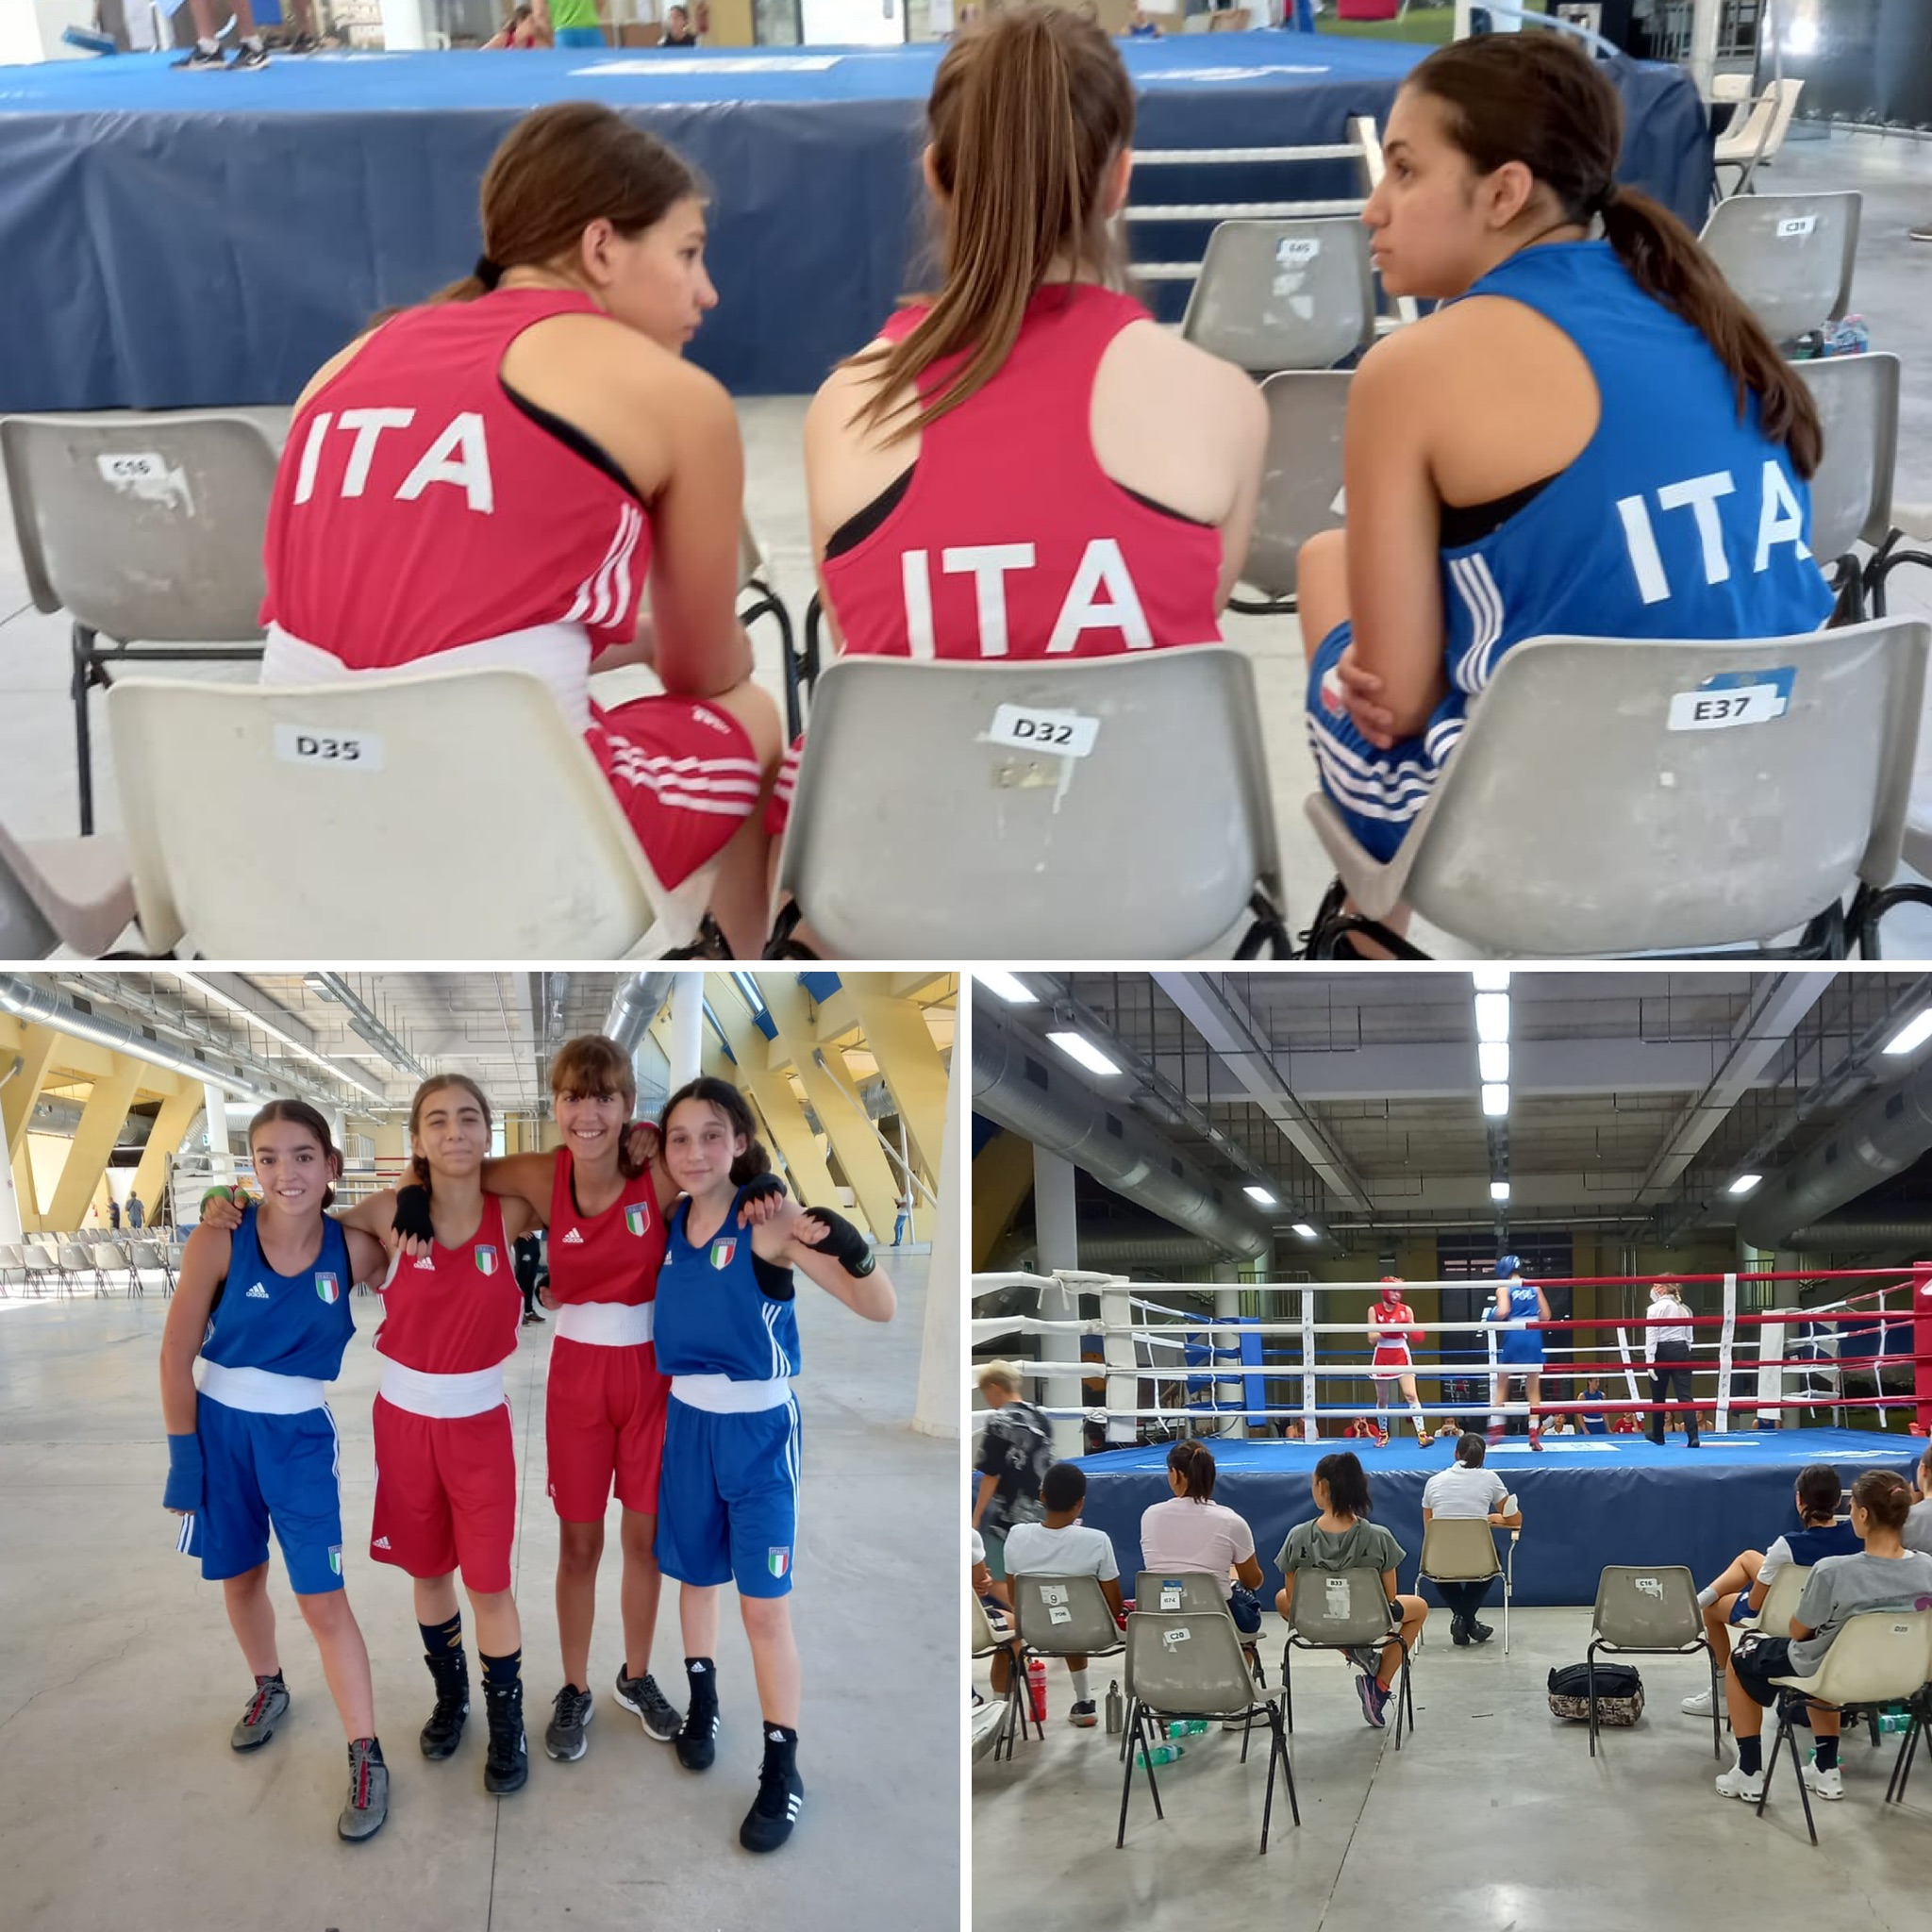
1546, 1662, 1644, 1726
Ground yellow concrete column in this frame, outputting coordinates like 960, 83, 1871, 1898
708, 1001, 843, 1209
46, 1058, 143, 1234
4, 1022, 60, 1230
842, 976, 951, 1200
129, 1084, 204, 1230
972, 1129, 1037, 1271
758, 978, 902, 1239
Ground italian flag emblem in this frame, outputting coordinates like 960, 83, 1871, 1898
314, 1273, 341, 1305
708, 1239, 736, 1271
625, 1204, 648, 1238
329, 1546, 343, 1575
768, 1547, 790, 1579
475, 1245, 498, 1275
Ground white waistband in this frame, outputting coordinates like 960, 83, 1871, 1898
198, 1360, 327, 1414
671, 1374, 793, 1414
261, 621, 592, 734
555, 1300, 655, 1347
378, 1358, 508, 1419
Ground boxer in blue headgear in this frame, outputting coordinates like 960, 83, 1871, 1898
1491, 1256, 1551, 1451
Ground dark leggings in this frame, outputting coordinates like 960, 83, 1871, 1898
1434, 1579, 1492, 1623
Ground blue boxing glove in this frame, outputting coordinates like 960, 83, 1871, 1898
164, 1432, 205, 1513
800, 1207, 875, 1277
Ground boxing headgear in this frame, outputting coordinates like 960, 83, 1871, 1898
1495, 1255, 1523, 1280
1379, 1277, 1404, 1305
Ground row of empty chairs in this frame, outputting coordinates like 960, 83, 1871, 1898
0, 1236, 183, 1296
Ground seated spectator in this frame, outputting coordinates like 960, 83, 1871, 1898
998, 1462, 1124, 1728
484, 4, 551, 45
971, 1526, 1010, 1625
1683, 1463, 1862, 1715
1577, 1376, 1610, 1434
1909, 1441, 1932, 1556
1139, 1440, 1266, 1633
660, 3, 699, 43
972, 1358, 1055, 1581
1274, 1451, 1428, 1728
1419, 1433, 1521, 1646
1297, 33, 1832, 934
785, 9, 1265, 836
1717, 1471, 1932, 1802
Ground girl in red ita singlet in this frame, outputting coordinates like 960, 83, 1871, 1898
780, 9, 1267, 843
258, 103, 783, 956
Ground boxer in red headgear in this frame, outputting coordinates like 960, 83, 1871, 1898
1366, 1277, 1429, 1446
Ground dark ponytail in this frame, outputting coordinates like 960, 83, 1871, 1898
1167, 1439, 1218, 1503
661, 1076, 773, 1188
1314, 1450, 1373, 1521
1407, 34, 1821, 478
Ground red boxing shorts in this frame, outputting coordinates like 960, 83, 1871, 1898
765, 733, 804, 839
588, 694, 763, 889
545, 1336, 670, 1523
369, 1396, 517, 1594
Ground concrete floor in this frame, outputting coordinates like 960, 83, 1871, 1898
0, 1256, 958, 1932
2, 126, 1931, 954
972, 1604, 1932, 1931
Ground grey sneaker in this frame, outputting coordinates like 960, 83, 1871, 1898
230, 1674, 289, 1752
544, 1683, 593, 1761
338, 1738, 388, 1841
614, 1668, 681, 1742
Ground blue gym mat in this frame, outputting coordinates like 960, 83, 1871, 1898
0, 38, 1711, 408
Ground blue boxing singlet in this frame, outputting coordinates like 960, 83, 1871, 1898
201, 1204, 357, 1383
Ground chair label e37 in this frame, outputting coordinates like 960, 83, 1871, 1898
1666, 668, 1794, 732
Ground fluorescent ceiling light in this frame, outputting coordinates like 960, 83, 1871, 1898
1471, 969, 1511, 992
978, 972, 1037, 1005
1481, 1083, 1509, 1118
1882, 1010, 1932, 1057
1474, 992, 1511, 1044
1490, 1180, 1510, 1202
1291, 1223, 1319, 1241
1478, 1041, 1509, 1083
730, 971, 768, 1016
1243, 1185, 1277, 1207
1047, 1030, 1121, 1077
1727, 1174, 1762, 1196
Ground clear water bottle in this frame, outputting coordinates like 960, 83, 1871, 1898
1166, 1719, 1210, 1739
1878, 1710, 1912, 1736
1135, 1741, 1185, 1768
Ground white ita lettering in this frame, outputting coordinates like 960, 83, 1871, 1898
899, 539, 1155, 658
1614, 462, 1809, 607
292, 408, 494, 514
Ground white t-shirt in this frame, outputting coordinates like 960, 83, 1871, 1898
1139, 1496, 1257, 1596
1421, 1465, 1508, 1520
971, 1528, 986, 1569
1001, 1519, 1120, 1583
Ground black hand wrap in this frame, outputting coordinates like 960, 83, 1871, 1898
742, 1174, 788, 1211
801, 1207, 874, 1276
391, 1184, 436, 1245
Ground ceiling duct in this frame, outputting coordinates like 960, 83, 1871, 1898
973, 997, 1272, 1261
603, 973, 677, 1053
1737, 1054, 1932, 1250
1058, 1235, 1226, 1270
1776, 1221, 1932, 1252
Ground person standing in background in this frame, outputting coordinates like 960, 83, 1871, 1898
127, 1191, 145, 1232
1644, 1278, 1699, 1447
512, 1230, 546, 1326
108, 1196, 122, 1233
972, 1361, 1055, 1582
550, 0, 607, 49
660, 4, 699, 44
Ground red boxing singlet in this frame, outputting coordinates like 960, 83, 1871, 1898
373, 1195, 522, 1374
819, 284, 1225, 661
1370, 1300, 1423, 1371
545, 1149, 665, 1307
262, 288, 649, 667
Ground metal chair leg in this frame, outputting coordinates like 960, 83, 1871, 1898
1587, 1647, 1598, 1758
70, 623, 99, 836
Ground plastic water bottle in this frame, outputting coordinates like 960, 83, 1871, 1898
1165, 1719, 1210, 1739
1878, 1710, 1912, 1736
1135, 1741, 1185, 1768
1026, 1657, 1047, 1724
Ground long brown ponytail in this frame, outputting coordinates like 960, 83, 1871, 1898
850, 9, 1134, 439
1407, 33, 1820, 478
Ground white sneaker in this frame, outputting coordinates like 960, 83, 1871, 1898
1682, 1688, 1714, 1717
1803, 1761, 1844, 1801
1715, 1760, 1766, 1802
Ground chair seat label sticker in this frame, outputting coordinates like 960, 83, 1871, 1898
1665, 667, 1794, 732
273, 724, 387, 772
985, 705, 1101, 758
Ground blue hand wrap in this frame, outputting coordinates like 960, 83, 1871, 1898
164, 1432, 205, 1512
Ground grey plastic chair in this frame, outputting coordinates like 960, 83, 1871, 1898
126, 1239, 171, 1298
1416, 1516, 1516, 1655
1280, 1564, 1415, 1749
1761, 1608, 1932, 1843
970, 1591, 1020, 1762
19, 1246, 60, 1297
1008, 1572, 1123, 1761
1129, 1569, 1262, 1756
1181, 220, 1377, 375
0, 1243, 20, 1295
1699, 192, 1860, 344
1587, 1564, 1718, 1759
1230, 370, 1351, 613
769, 650, 1291, 959
1303, 618, 1932, 959
1119, 1609, 1298, 1854
0, 411, 278, 835
0, 820, 134, 959
57, 1241, 104, 1297
97, 1239, 138, 1295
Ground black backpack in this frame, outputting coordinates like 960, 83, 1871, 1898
1547, 1662, 1644, 1727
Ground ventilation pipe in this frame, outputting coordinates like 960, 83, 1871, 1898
602, 973, 677, 1052
1777, 1221, 1932, 1251
973, 1001, 1272, 1261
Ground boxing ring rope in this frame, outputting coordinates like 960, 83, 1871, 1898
973, 1265, 1932, 1441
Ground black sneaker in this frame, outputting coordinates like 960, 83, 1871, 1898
1468, 1620, 1495, 1645
228, 41, 270, 67
676, 1660, 719, 1772
615, 1668, 681, 1742
740, 1729, 803, 1854
231, 1673, 289, 1751
173, 42, 225, 67
1068, 1700, 1098, 1727
484, 1681, 528, 1795
338, 1738, 389, 1841
544, 1683, 593, 1761
421, 1653, 470, 1759
1451, 1618, 1473, 1648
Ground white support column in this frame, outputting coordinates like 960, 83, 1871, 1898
668, 974, 705, 1091
1102, 1281, 1137, 1447
203, 1082, 235, 1183
1300, 1287, 1317, 1439
910, 1035, 959, 1438
1032, 1146, 1084, 1459
1688, 0, 1723, 101
1213, 1264, 1246, 1442
1715, 1272, 1738, 1434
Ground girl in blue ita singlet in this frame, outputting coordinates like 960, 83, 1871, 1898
651, 1076, 896, 1857
159, 1101, 392, 1841
1297, 33, 1835, 873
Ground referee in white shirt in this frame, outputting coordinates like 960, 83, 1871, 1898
1644, 1279, 1699, 1447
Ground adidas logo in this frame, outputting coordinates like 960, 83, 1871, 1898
373, 1537, 391, 1549
563, 1230, 585, 1244
245, 1284, 271, 1299
413, 1257, 436, 1271
786, 1796, 802, 1819
768, 1728, 785, 1743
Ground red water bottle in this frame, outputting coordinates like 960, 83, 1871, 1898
1027, 1657, 1047, 1724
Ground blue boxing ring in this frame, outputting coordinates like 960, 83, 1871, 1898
0, 36, 1712, 410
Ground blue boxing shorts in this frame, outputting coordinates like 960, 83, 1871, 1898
176, 1395, 346, 1595
655, 1392, 801, 1599
1496, 1335, 1545, 1369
